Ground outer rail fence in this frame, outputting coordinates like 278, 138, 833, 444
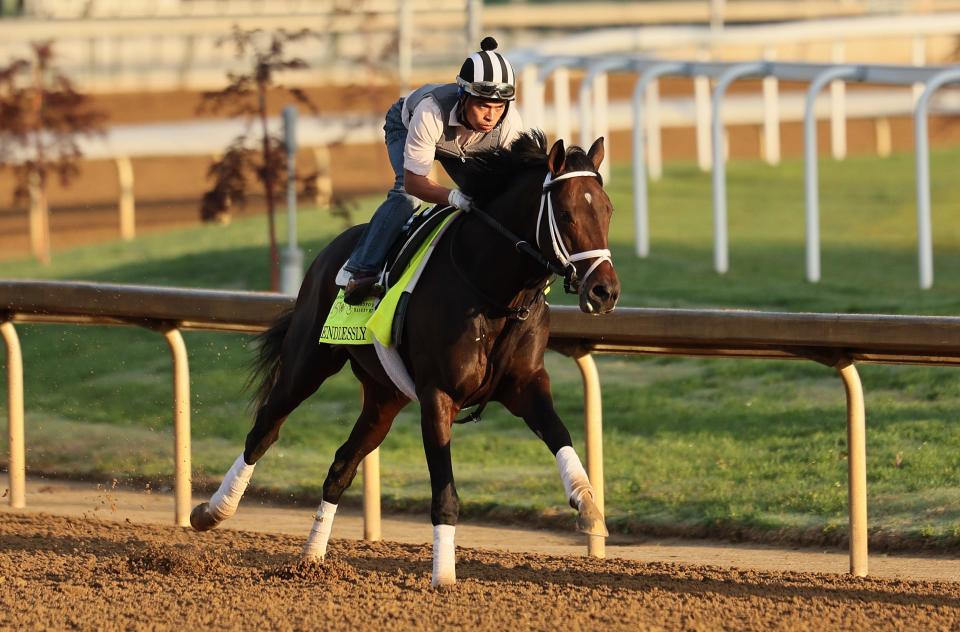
518, 55, 960, 288
5, 282, 960, 575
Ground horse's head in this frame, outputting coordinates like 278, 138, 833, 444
538, 138, 621, 315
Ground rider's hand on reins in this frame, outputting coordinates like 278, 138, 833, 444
448, 189, 474, 212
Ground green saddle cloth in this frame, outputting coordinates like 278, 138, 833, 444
319, 213, 457, 346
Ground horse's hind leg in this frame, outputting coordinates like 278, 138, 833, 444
190, 342, 348, 531
302, 369, 408, 561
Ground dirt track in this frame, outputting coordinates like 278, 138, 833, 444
2, 509, 959, 631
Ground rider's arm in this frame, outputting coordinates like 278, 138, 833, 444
403, 170, 453, 206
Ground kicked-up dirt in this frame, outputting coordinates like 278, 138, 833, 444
1, 511, 958, 631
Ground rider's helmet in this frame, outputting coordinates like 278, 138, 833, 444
456, 37, 516, 128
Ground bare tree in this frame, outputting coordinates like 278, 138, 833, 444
198, 26, 319, 292
0, 41, 105, 264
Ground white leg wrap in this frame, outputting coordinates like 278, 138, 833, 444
556, 445, 593, 508
208, 453, 256, 521
301, 501, 338, 561
431, 524, 456, 587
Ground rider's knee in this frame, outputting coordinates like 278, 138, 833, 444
387, 188, 420, 213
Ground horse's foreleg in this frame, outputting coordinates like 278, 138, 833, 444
420, 387, 459, 588
190, 344, 347, 532
501, 369, 609, 538
302, 376, 407, 562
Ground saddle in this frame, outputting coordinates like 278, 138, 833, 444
338, 205, 457, 296
383, 204, 457, 292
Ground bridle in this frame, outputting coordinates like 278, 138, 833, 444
457, 167, 613, 301
536, 170, 613, 294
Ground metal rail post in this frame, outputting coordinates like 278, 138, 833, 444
362, 448, 382, 541
711, 62, 768, 275
521, 63, 540, 124
837, 360, 868, 577
761, 48, 781, 165
631, 61, 689, 258
694, 50, 713, 172
913, 67, 960, 290
115, 156, 136, 241
398, 0, 412, 94
553, 66, 572, 143
534, 56, 580, 141
1, 321, 25, 509
578, 58, 632, 182
575, 354, 605, 559
162, 327, 192, 527
830, 42, 848, 160
803, 66, 862, 284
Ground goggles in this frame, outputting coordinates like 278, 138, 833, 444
457, 76, 516, 100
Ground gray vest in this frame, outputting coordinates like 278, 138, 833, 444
404, 83, 504, 187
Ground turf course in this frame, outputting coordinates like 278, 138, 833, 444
3, 148, 960, 548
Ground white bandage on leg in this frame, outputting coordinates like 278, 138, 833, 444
302, 501, 338, 561
208, 453, 256, 521
555, 446, 593, 508
431, 524, 456, 587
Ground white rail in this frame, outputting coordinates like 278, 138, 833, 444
521, 55, 960, 288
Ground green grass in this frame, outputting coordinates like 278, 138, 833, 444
4, 148, 960, 548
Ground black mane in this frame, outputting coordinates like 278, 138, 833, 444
459, 130, 597, 208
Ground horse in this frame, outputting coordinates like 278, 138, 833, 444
189, 130, 621, 587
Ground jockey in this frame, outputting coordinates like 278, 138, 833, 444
342, 36, 524, 305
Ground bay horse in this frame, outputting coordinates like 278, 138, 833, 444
190, 131, 621, 587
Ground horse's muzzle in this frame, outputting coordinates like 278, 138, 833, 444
579, 266, 620, 315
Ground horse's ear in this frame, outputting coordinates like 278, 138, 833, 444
547, 139, 566, 175
587, 137, 605, 171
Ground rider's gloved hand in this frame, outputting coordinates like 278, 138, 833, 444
447, 189, 474, 212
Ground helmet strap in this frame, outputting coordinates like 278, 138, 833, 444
457, 93, 477, 131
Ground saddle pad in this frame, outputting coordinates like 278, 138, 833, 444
319, 211, 459, 346
317, 291, 377, 344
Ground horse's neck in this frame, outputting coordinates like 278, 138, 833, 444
456, 173, 549, 302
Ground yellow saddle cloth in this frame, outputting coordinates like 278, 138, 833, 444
319, 212, 457, 346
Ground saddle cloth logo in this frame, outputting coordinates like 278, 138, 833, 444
318, 293, 376, 344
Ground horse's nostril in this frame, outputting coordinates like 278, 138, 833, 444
590, 284, 610, 301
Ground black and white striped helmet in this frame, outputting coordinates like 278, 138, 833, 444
456, 37, 516, 102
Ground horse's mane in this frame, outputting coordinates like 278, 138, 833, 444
459, 130, 596, 208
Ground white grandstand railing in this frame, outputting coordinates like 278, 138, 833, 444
2, 11, 960, 91
518, 55, 960, 289
511, 12, 960, 60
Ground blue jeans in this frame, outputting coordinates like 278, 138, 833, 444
344, 99, 421, 274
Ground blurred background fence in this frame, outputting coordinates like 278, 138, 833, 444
2, 0, 960, 260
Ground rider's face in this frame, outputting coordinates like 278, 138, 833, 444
462, 97, 506, 132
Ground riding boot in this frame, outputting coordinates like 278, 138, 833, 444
343, 271, 384, 305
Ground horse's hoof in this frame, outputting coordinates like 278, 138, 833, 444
431, 574, 456, 589
300, 552, 325, 564
189, 502, 221, 532
576, 495, 610, 538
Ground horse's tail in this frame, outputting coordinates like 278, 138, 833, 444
246, 308, 295, 413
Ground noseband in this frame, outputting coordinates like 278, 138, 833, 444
537, 171, 613, 294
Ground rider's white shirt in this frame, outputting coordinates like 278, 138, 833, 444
402, 92, 524, 177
